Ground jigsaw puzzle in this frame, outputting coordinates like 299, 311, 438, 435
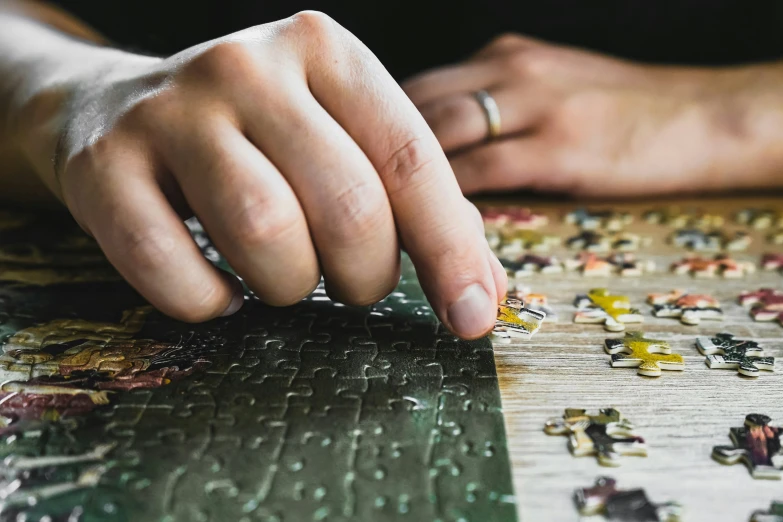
648, 289, 724, 325
564, 209, 632, 231
507, 286, 557, 321
544, 408, 646, 466
0, 212, 519, 521
739, 288, 783, 326
491, 297, 546, 343
574, 289, 644, 332
712, 414, 783, 479
604, 332, 685, 377
491, 229, 561, 256
671, 255, 755, 278
574, 476, 682, 521
751, 501, 783, 522
481, 207, 548, 229
500, 254, 563, 278
669, 229, 751, 252
696, 333, 775, 378
736, 209, 783, 229
565, 253, 655, 277
645, 207, 723, 229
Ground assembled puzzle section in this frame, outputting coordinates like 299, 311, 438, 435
0, 215, 519, 522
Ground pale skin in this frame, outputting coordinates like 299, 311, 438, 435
1, 4, 783, 341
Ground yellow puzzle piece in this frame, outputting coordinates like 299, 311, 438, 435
574, 288, 643, 332
604, 331, 685, 377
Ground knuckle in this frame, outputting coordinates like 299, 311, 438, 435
378, 136, 437, 195
185, 41, 257, 85
328, 181, 389, 244
286, 10, 340, 45
230, 198, 301, 247
505, 49, 551, 77
119, 225, 179, 272
490, 33, 523, 49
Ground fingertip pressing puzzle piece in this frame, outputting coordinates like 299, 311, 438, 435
544, 408, 646, 466
739, 288, 783, 326
492, 297, 546, 343
696, 333, 774, 378
648, 289, 723, 325
712, 413, 783, 479
671, 255, 755, 278
604, 332, 685, 377
575, 476, 683, 521
574, 288, 643, 332
751, 501, 783, 522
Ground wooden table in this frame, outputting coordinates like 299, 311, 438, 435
489, 195, 783, 521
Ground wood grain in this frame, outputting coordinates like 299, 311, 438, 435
488, 196, 783, 522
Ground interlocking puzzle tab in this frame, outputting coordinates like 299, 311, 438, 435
508, 286, 557, 321
544, 408, 646, 466
564, 209, 632, 231
671, 255, 755, 278
696, 333, 775, 378
574, 476, 682, 521
604, 332, 685, 377
501, 254, 563, 279
574, 289, 643, 332
712, 414, 783, 479
481, 206, 548, 229
648, 289, 723, 326
740, 288, 783, 327
751, 501, 783, 522
492, 297, 546, 343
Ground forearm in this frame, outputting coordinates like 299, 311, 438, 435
0, 2, 155, 201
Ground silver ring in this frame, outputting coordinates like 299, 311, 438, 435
474, 89, 501, 139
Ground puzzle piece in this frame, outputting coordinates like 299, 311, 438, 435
644, 207, 724, 228
566, 231, 613, 252
736, 209, 783, 229
671, 254, 755, 278
604, 332, 685, 377
751, 501, 783, 522
544, 408, 646, 466
739, 288, 783, 326
565, 253, 655, 277
769, 230, 783, 245
575, 476, 683, 521
761, 253, 783, 271
480, 206, 548, 229
564, 209, 632, 231
712, 413, 783, 479
508, 286, 557, 321
574, 289, 643, 332
493, 229, 561, 256
648, 289, 723, 325
696, 333, 775, 377
491, 297, 546, 343
669, 228, 751, 252
500, 254, 563, 278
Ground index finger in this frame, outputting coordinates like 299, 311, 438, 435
296, 13, 503, 338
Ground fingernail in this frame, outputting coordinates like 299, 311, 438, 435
447, 283, 494, 338
221, 276, 245, 317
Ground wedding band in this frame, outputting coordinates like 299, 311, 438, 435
474, 89, 501, 139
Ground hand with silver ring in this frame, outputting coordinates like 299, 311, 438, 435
403, 33, 783, 197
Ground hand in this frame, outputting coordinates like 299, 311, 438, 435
404, 34, 783, 197
15, 12, 506, 338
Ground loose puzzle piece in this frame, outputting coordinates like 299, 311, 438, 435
491, 297, 546, 343
671, 254, 755, 278
769, 230, 783, 245
480, 206, 548, 229
736, 209, 783, 229
574, 476, 683, 521
761, 253, 783, 272
712, 413, 783, 479
565, 253, 655, 277
494, 229, 561, 256
739, 288, 783, 326
566, 231, 613, 252
604, 332, 685, 377
508, 286, 557, 321
574, 289, 644, 332
669, 229, 751, 252
696, 333, 775, 377
645, 206, 724, 229
544, 408, 646, 466
648, 289, 723, 325
500, 254, 563, 279
564, 209, 632, 231
751, 501, 783, 522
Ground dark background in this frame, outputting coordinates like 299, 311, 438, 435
51, 1, 783, 80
